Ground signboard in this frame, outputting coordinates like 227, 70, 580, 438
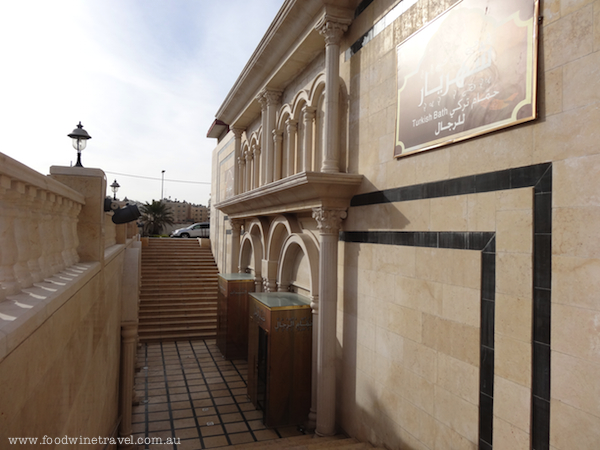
395, 0, 539, 157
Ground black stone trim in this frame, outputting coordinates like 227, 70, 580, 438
354, 0, 375, 18
351, 163, 552, 206
342, 163, 552, 450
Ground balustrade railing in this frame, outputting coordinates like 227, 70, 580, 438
0, 153, 85, 300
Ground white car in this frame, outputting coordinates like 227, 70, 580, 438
170, 222, 210, 238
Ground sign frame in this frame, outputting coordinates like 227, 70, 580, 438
394, 0, 540, 158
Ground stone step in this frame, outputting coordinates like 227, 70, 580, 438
224, 435, 375, 450
139, 238, 219, 343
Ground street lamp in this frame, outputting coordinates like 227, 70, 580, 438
68, 122, 92, 167
110, 179, 120, 200
161, 170, 165, 200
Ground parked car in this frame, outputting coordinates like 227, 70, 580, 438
170, 222, 210, 238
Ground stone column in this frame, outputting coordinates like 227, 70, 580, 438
273, 130, 283, 181
231, 127, 245, 196
119, 324, 138, 450
257, 94, 268, 186
316, 16, 351, 173
252, 144, 261, 190
303, 106, 316, 172
238, 153, 246, 194
307, 294, 319, 431
285, 118, 298, 177
312, 207, 347, 436
264, 90, 282, 183
230, 219, 243, 273
244, 148, 252, 193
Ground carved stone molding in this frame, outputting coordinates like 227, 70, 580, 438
230, 218, 244, 234
312, 207, 347, 234
315, 16, 351, 46
231, 127, 245, 139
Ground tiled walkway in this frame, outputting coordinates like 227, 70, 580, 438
132, 340, 306, 449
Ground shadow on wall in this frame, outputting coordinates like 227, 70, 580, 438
337, 242, 404, 449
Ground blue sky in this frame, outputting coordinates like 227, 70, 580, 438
0, 0, 283, 205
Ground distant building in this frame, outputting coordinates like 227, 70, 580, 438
163, 199, 209, 224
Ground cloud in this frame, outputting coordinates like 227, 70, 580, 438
0, 0, 282, 206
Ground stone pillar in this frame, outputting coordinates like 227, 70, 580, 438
119, 324, 138, 450
257, 94, 268, 186
238, 153, 246, 194
312, 207, 346, 436
49, 166, 107, 263
316, 16, 350, 173
244, 148, 252, 192
273, 130, 283, 181
231, 127, 245, 196
230, 219, 243, 273
264, 90, 282, 183
285, 118, 298, 177
307, 294, 319, 431
303, 106, 316, 172
252, 144, 261, 190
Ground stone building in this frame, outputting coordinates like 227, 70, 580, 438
209, 0, 600, 449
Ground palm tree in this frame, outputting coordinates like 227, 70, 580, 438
139, 200, 174, 236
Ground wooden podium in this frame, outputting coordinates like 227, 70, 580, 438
216, 273, 255, 360
247, 292, 312, 428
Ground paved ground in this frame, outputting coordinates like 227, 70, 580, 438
132, 340, 306, 449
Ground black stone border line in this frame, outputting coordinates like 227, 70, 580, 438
341, 163, 552, 450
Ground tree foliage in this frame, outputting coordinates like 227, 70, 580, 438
139, 200, 174, 236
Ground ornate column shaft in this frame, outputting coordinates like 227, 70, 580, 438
244, 149, 252, 193
257, 94, 268, 186
264, 90, 282, 184
307, 294, 319, 430
230, 219, 243, 273
231, 127, 245, 196
273, 130, 283, 181
252, 145, 261, 190
303, 106, 316, 172
285, 118, 298, 177
316, 16, 351, 173
312, 207, 347, 436
238, 154, 246, 194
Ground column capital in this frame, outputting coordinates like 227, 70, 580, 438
272, 129, 283, 142
302, 105, 317, 121
257, 89, 282, 108
312, 207, 347, 234
286, 118, 298, 130
230, 218, 243, 233
315, 15, 351, 46
231, 127, 245, 139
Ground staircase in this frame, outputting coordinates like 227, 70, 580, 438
226, 434, 385, 450
139, 238, 218, 342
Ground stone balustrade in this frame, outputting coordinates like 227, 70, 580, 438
0, 153, 85, 301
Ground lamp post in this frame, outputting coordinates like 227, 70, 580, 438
68, 122, 92, 168
161, 170, 165, 201
110, 179, 120, 200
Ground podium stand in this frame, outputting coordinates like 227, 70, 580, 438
247, 292, 312, 428
216, 273, 255, 360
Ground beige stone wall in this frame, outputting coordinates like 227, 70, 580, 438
0, 249, 126, 446
336, 0, 600, 449
211, 135, 235, 274
0, 154, 140, 447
